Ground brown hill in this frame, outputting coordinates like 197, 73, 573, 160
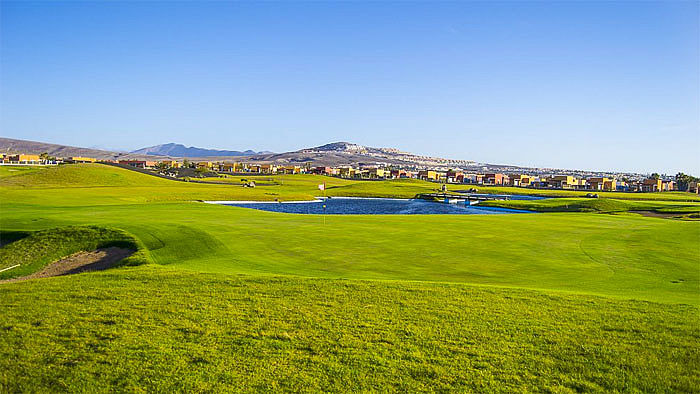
0, 137, 163, 160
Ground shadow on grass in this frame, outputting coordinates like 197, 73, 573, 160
0, 231, 30, 248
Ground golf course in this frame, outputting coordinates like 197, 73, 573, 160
1, 164, 699, 392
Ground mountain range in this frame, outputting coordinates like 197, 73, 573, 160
0, 137, 475, 169
131, 143, 272, 157
0, 137, 636, 177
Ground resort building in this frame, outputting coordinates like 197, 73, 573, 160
68, 157, 97, 163
483, 173, 508, 185
367, 168, 386, 179
588, 177, 616, 191
159, 160, 180, 168
640, 178, 662, 192
258, 164, 278, 174
311, 166, 333, 175
280, 165, 301, 174
548, 175, 578, 189
7, 154, 40, 164
446, 170, 464, 183
119, 160, 157, 169
418, 170, 439, 181
338, 167, 356, 178
508, 174, 532, 187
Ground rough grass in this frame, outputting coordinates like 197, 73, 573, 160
0, 226, 147, 279
0, 267, 697, 392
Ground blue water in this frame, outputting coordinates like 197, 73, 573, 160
217, 197, 534, 215
453, 192, 546, 201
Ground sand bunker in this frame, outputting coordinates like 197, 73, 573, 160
1, 247, 134, 282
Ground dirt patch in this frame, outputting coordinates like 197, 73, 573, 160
1, 247, 134, 283
629, 210, 682, 219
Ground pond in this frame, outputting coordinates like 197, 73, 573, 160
208, 197, 538, 215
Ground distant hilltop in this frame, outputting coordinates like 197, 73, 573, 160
131, 143, 272, 157
0, 137, 663, 178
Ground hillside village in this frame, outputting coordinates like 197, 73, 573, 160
3, 152, 698, 194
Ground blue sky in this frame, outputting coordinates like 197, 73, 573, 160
1, 1, 698, 174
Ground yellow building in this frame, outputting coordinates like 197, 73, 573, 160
69, 156, 97, 163
159, 160, 180, 168
549, 175, 579, 189
367, 168, 386, 179
338, 167, 356, 178
280, 165, 301, 174
8, 154, 40, 164
418, 170, 439, 181
197, 161, 213, 169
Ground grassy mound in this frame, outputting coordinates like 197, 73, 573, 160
0, 164, 172, 188
0, 226, 148, 279
0, 267, 697, 392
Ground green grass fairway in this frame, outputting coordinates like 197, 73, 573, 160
1, 164, 699, 390
205, 173, 700, 202
480, 196, 700, 214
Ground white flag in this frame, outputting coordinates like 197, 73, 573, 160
318, 183, 325, 191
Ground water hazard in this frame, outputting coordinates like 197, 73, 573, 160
211, 197, 541, 215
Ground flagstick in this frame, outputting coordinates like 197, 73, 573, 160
323, 182, 326, 225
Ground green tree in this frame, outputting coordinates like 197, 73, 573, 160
194, 166, 208, 177
675, 172, 698, 191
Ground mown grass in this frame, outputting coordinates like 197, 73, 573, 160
1, 165, 698, 304
0, 267, 697, 392
207, 173, 700, 202
0, 164, 699, 391
1, 200, 698, 304
480, 197, 700, 214
3, 163, 699, 204
0, 165, 44, 179
0, 226, 147, 279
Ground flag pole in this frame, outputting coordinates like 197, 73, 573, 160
323, 182, 326, 225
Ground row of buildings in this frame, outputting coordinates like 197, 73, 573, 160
2, 153, 695, 193
414, 171, 679, 192
0, 154, 99, 164
161, 161, 685, 193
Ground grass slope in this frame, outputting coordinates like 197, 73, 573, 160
0, 226, 147, 279
1, 267, 697, 392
